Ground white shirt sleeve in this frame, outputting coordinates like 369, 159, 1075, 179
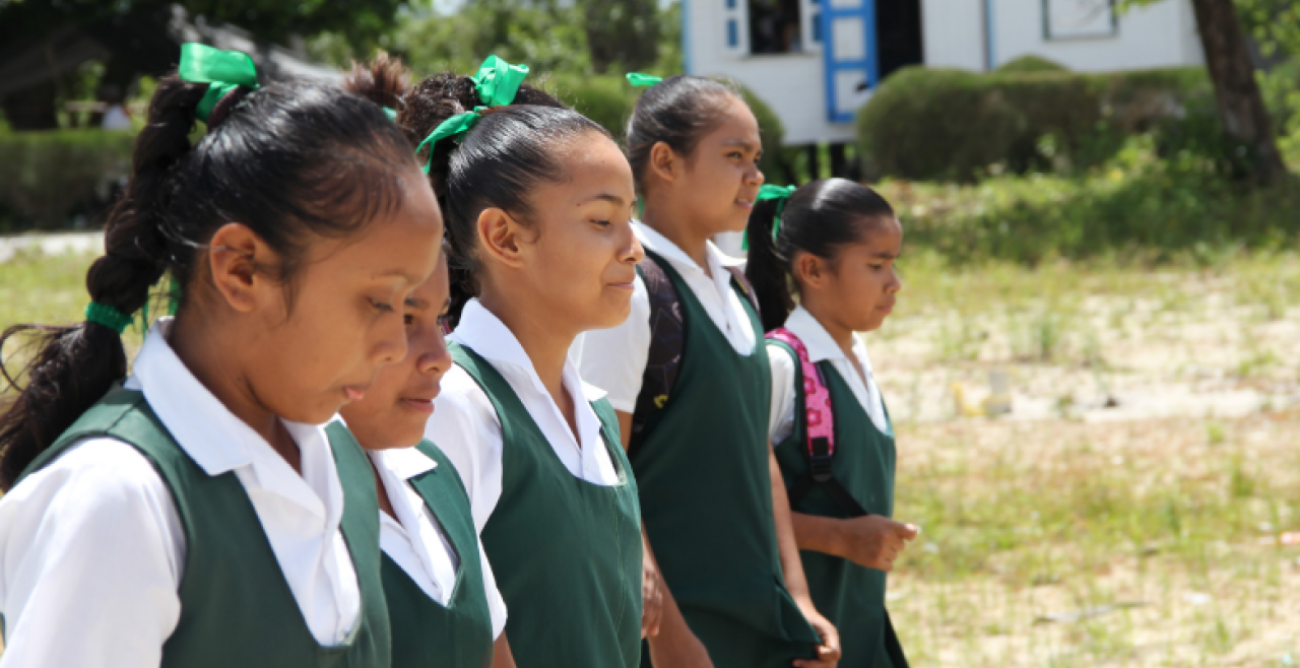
0, 438, 185, 668
766, 343, 799, 447
576, 274, 651, 414
477, 538, 509, 639
426, 366, 505, 535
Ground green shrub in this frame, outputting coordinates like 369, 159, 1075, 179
545, 73, 638, 139
878, 136, 1300, 264
996, 55, 1068, 73
0, 129, 136, 231
856, 65, 1224, 181
733, 83, 787, 182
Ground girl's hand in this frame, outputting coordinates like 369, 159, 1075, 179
836, 516, 919, 572
793, 606, 841, 668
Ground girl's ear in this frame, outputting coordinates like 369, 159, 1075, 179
205, 222, 278, 315
475, 207, 527, 270
648, 141, 678, 186
792, 250, 829, 292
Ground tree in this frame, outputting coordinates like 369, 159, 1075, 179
1127, 0, 1289, 184
578, 0, 660, 73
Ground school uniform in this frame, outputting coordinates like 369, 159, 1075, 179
0, 318, 389, 668
331, 424, 508, 668
579, 222, 822, 668
768, 305, 903, 668
425, 299, 642, 668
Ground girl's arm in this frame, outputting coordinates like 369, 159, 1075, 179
491, 632, 517, 668
791, 512, 918, 572
769, 448, 842, 668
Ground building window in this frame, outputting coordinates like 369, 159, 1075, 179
1043, 0, 1117, 41
749, 0, 804, 54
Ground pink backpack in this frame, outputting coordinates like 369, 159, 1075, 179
767, 327, 867, 517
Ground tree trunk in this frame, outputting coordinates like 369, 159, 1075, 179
1188, 0, 1288, 184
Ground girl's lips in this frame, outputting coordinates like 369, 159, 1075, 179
735, 199, 754, 210
399, 397, 435, 414
343, 386, 367, 401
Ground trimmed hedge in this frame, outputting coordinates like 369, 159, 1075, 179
0, 130, 136, 231
856, 66, 1227, 181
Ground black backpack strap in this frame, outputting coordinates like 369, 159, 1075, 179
787, 435, 870, 517
628, 253, 685, 457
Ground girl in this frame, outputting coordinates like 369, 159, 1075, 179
0, 44, 441, 667
402, 67, 645, 667
338, 57, 515, 668
578, 74, 840, 668
335, 250, 516, 668
747, 178, 919, 668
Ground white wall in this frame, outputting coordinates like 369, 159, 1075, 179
688, 0, 1205, 146
990, 0, 1202, 72
686, 0, 856, 145
920, 0, 986, 70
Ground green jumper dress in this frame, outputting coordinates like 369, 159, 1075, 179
769, 340, 906, 668
632, 252, 822, 668
327, 424, 496, 668
449, 342, 643, 668
13, 387, 391, 668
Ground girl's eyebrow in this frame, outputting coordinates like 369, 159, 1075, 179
721, 138, 758, 151
578, 193, 628, 206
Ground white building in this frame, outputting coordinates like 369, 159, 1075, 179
683, 0, 1205, 146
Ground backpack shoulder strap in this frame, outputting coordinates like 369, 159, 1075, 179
629, 253, 685, 457
766, 326, 867, 517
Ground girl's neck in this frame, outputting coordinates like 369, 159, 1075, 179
802, 297, 858, 362
476, 290, 578, 416
168, 314, 302, 471
641, 198, 713, 274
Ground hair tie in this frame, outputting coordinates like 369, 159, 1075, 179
383, 106, 399, 121
416, 54, 530, 173
742, 184, 798, 251
626, 73, 663, 88
178, 43, 261, 125
85, 302, 133, 334
205, 86, 252, 128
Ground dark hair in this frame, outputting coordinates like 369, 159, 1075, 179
625, 75, 744, 193
343, 50, 411, 113
0, 72, 418, 488
398, 71, 611, 326
744, 178, 897, 332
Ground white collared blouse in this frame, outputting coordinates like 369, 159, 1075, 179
367, 446, 508, 638
0, 319, 361, 668
767, 305, 889, 444
426, 299, 620, 534
577, 221, 757, 413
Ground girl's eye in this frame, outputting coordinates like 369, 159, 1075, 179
369, 298, 395, 313
593, 220, 611, 228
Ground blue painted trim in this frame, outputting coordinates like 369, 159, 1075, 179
820, 0, 878, 123
681, 0, 693, 74
984, 0, 997, 70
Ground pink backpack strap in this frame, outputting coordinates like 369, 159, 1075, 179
767, 327, 835, 457
767, 327, 868, 517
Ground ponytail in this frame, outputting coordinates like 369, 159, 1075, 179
0, 51, 417, 488
745, 197, 794, 332
342, 51, 411, 118
743, 178, 896, 333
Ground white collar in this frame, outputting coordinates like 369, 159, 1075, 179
783, 305, 874, 375
633, 221, 745, 277
450, 299, 607, 403
129, 318, 333, 477
369, 445, 438, 481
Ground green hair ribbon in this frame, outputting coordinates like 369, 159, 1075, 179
178, 43, 260, 124
742, 184, 798, 250
85, 302, 133, 334
382, 106, 398, 121
416, 54, 530, 173
626, 72, 664, 88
